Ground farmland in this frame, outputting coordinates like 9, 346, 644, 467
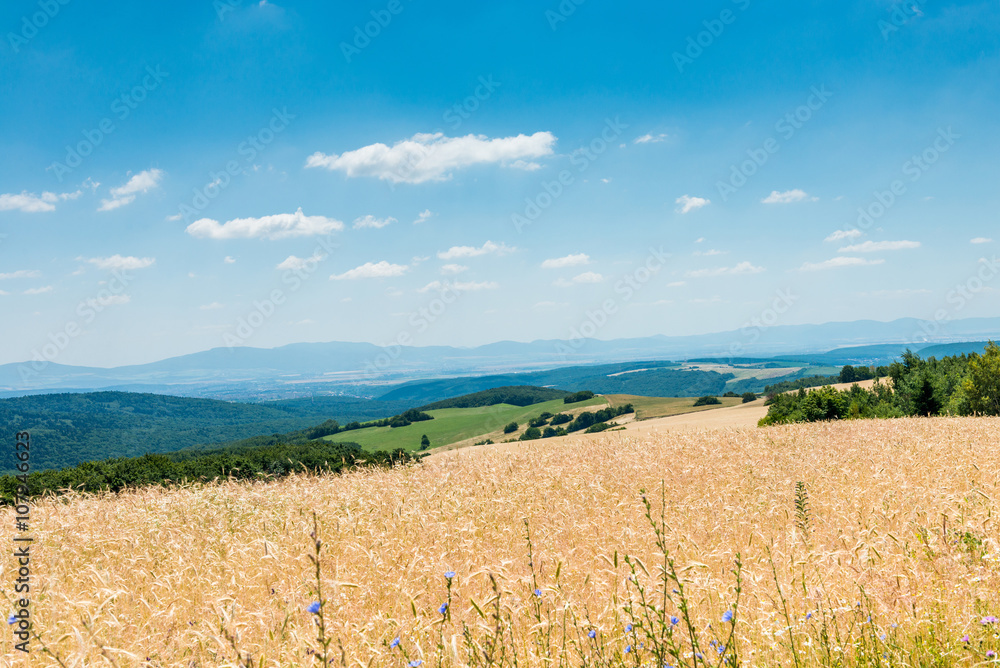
5, 416, 998, 666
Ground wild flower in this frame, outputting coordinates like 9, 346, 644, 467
962, 635, 970, 643
438, 602, 448, 615
6, 614, 16, 625
988, 650, 997, 659
409, 661, 423, 667
625, 624, 632, 632
534, 589, 542, 597
670, 616, 679, 625
390, 637, 400, 649
444, 571, 456, 579
982, 616, 998, 624
588, 629, 597, 639
307, 602, 321, 614
625, 645, 632, 653
722, 609, 734, 623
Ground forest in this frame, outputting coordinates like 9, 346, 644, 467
759, 343, 1000, 425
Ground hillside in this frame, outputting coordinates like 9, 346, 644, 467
8, 416, 998, 666
0, 391, 410, 472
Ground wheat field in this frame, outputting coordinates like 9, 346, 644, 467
2, 417, 998, 667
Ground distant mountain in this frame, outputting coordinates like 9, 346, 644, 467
2, 317, 998, 400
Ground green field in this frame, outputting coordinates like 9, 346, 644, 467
324, 396, 607, 452
605, 394, 742, 420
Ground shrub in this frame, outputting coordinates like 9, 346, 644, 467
741, 392, 757, 404
503, 422, 518, 434
419, 435, 430, 449
694, 396, 722, 406
549, 413, 572, 425
519, 427, 542, 441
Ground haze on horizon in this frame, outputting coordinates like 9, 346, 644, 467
1, 1, 998, 367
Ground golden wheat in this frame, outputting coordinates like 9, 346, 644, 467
2, 417, 998, 667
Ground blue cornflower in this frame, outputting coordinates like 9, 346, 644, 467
390, 637, 400, 649
307, 602, 321, 614
717, 645, 725, 655
534, 589, 542, 597
625, 645, 632, 654
6, 614, 16, 625
409, 661, 423, 667
439, 602, 448, 615
588, 629, 596, 639
806, 612, 812, 620
722, 610, 734, 623
625, 624, 632, 632
880, 634, 886, 641
444, 571, 456, 579
670, 616, 679, 625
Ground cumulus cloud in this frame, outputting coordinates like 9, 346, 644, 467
98, 169, 164, 211
541, 253, 590, 269
761, 189, 817, 204
330, 261, 408, 280
0, 190, 80, 213
420, 280, 499, 293
187, 208, 344, 240
224, 256, 237, 264
276, 252, 326, 271
353, 215, 396, 229
555, 272, 605, 287
85, 255, 156, 271
0, 270, 41, 279
825, 229, 863, 242
675, 195, 710, 214
686, 261, 765, 278
305, 131, 557, 184
838, 240, 920, 253
440, 264, 469, 275
437, 240, 515, 260
799, 257, 885, 271
971, 237, 993, 244
413, 209, 434, 224
634, 133, 668, 144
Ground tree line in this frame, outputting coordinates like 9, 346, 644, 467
759, 343, 1000, 425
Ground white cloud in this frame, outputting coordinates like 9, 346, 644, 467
555, 272, 605, 287
0, 270, 41, 280
0, 190, 79, 213
224, 256, 236, 264
440, 264, 469, 275
187, 208, 344, 240
413, 209, 434, 224
420, 280, 499, 293
0, 290, 8, 296
98, 169, 164, 211
971, 237, 993, 244
686, 261, 765, 278
634, 133, 668, 144
276, 252, 326, 271
693, 249, 725, 257
825, 229, 863, 242
799, 257, 886, 271
330, 261, 408, 280
667, 281, 686, 287
353, 215, 396, 229
23, 286, 53, 295
305, 131, 557, 184
838, 240, 920, 253
200, 302, 225, 310
85, 255, 156, 271
675, 195, 710, 214
166, 213, 183, 221
695, 237, 705, 243
761, 189, 817, 204
437, 240, 515, 260
541, 253, 590, 269
99, 295, 131, 306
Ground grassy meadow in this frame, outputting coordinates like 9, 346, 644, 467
605, 394, 742, 420
3, 416, 999, 667
323, 396, 608, 452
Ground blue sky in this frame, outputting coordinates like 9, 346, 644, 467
1, 0, 998, 366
